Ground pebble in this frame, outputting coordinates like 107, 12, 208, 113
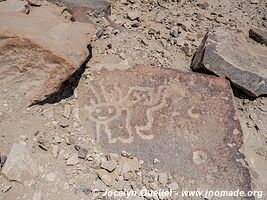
52, 145, 59, 159
0, 154, 7, 168
32, 190, 42, 200
167, 181, 179, 191
45, 173, 56, 182
158, 173, 168, 185
75, 186, 91, 195
66, 153, 80, 166
250, 0, 258, 4
63, 104, 71, 119
78, 148, 88, 159
127, 11, 140, 21
96, 29, 104, 38
170, 26, 180, 38
96, 169, 116, 186
2, 185, 12, 193
193, 151, 207, 165
101, 160, 117, 172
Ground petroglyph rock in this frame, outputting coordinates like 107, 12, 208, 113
0, 2, 95, 104
78, 64, 252, 196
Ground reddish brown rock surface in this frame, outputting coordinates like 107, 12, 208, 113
0, 2, 95, 104
78, 64, 252, 198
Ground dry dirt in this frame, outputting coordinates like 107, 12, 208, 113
0, 0, 267, 200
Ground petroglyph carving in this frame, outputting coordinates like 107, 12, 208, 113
85, 82, 167, 144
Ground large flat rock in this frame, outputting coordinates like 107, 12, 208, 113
191, 29, 267, 97
0, 1, 95, 104
78, 64, 253, 198
1, 142, 39, 182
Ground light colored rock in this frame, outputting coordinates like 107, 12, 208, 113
1, 142, 39, 182
193, 151, 207, 165
32, 190, 42, 200
127, 11, 140, 21
95, 169, 117, 186
66, 153, 80, 166
0, 0, 30, 14
101, 160, 117, 172
119, 157, 141, 174
0, 2, 95, 104
167, 181, 179, 191
2, 185, 12, 193
158, 173, 168, 186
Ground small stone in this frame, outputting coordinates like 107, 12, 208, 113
193, 151, 207, 165
66, 153, 80, 166
91, 179, 108, 192
158, 173, 168, 186
123, 172, 134, 180
167, 181, 179, 191
96, 169, 117, 186
249, 113, 258, 121
32, 190, 42, 200
120, 157, 141, 174
63, 104, 71, 119
52, 145, 59, 159
197, 1, 209, 9
0, 154, 7, 168
45, 173, 56, 182
127, 11, 140, 21
250, 0, 258, 4
153, 158, 160, 164
75, 186, 91, 195
78, 148, 88, 159
2, 142, 39, 182
101, 160, 117, 172
96, 29, 104, 38
59, 117, 69, 127
170, 26, 181, 38
65, 136, 75, 145
2, 185, 12, 193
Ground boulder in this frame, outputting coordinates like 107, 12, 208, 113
191, 29, 267, 97
0, 1, 95, 104
1, 142, 39, 182
78, 64, 252, 194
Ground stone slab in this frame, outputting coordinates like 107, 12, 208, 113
0, 1, 95, 104
78, 64, 252, 198
191, 29, 267, 97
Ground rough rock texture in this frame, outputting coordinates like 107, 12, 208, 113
78, 64, 252, 198
0, 1, 95, 104
249, 27, 267, 45
191, 29, 267, 97
1, 142, 39, 182
47, 0, 111, 22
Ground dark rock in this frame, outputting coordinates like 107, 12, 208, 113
75, 186, 91, 195
78, 148, 88, 159
96, 29, 104, 38
0, 154, 7, 168
249, 27, 267, 45
191, 29, 267, 97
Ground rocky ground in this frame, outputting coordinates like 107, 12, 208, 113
0, 0, 267, 199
